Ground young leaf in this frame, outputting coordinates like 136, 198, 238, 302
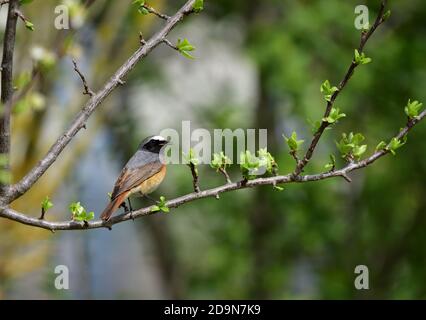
41, 196, 53, 212
176, 38, 196, 59
336, 132, 367, 160
258, 148, 278, 175
240, 150, 260, 179
382, 10, 391, 21
320, 80, 339, 102
324, 154, 336, 171
387, 136, 407, 155
404, 99, 423, 119
138, 6, 149, 15
211, 152, 231, 171
132, 0, 145, 6
308, 119, 322, 134
354, 49, 372, 65
323, 107, 346, 124
193, 0, 204, 12
25, 21, 35, 31
375, 141, 387, 151
283, 132, 304, 152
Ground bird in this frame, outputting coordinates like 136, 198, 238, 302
100, 135, 169, 221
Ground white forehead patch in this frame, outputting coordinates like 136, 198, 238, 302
151, 135, 167, 142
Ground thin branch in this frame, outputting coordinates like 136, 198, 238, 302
218, 167, 232, 184
0, 0, 19, 194
72, 59, 94, 96
162, 38, 178, 50
142, 4, 170, 20
188, 163, 200, 193
1, 108, 425, 231
294, 0, 388, 176
1, 0, 197, 204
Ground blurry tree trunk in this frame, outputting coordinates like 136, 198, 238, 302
248, 72, 279, 299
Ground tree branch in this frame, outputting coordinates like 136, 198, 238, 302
1, 0, 197, 203
142, 4, 170, 20
0, 0, 19, 194
72, 59, 94, 96
294, 0, 388, 176
1, 108, 425, 231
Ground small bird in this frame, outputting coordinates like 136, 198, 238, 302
100, 135, 169, 221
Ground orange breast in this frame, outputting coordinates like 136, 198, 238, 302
132, 165, 167, 195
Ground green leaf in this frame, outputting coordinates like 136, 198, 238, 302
387, 136, 407, 155
353, 144, 367, 158
404, 99, 423, 119
323, 107, 346, 124
41, 196, 53, 212
336, 132, 367, 160
320, 80, 339, 102
211, 152, 231, 170
193, 0, 204, 12
240, 150, 260, 179
70, 201, 94, 221
25, 21, 35, 31
151, 205, 160, 212
183, 148, 199, 166
132, 0, 145, 5
20, 0, 34, 5
308, 119, 322, 134
152, 196, 170, 213
176, 38, 196, 59
324, 154, 336, 171
273, 185, 284, 191
138, 6, 149, 15
258, 148, 278, 175
382, 10, 391, 21
354, 49, 372, 65
283, 131, 304, 152
375, 141, 387, 151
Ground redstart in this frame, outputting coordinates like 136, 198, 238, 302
100, 135, 169, 221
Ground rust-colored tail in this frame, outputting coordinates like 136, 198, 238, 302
100, 192, 129, 221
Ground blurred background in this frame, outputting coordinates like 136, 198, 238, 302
1, 0, 426, 299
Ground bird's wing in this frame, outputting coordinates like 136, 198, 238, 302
111, 161, 164, 200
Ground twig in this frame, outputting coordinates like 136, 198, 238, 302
72, 59, 94, 96
218, 167, 232, 184
162, 38, 178, 50
39, 207, 46, 220
142, 4, 170, 20
294, 0, 388, 176
188, 162, 200, 193
2, 0, 197, 203
139, 32, 147, 45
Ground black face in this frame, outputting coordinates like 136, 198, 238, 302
140, 136, 168, 153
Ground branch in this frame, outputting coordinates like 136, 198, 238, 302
72, 59, 94, 96
0, 0, 19, 194
188, 162, 200, 193
142, 4, 170, 20
1, 0, 197, 203
294, 0, 388, 176
218, 167, 232, 184
1, 108, 425, 231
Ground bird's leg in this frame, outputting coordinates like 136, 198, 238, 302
143, 194, 159, 204
119, 201, 129, 212
127, 198, 135, 221
127, 198, 133, 211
